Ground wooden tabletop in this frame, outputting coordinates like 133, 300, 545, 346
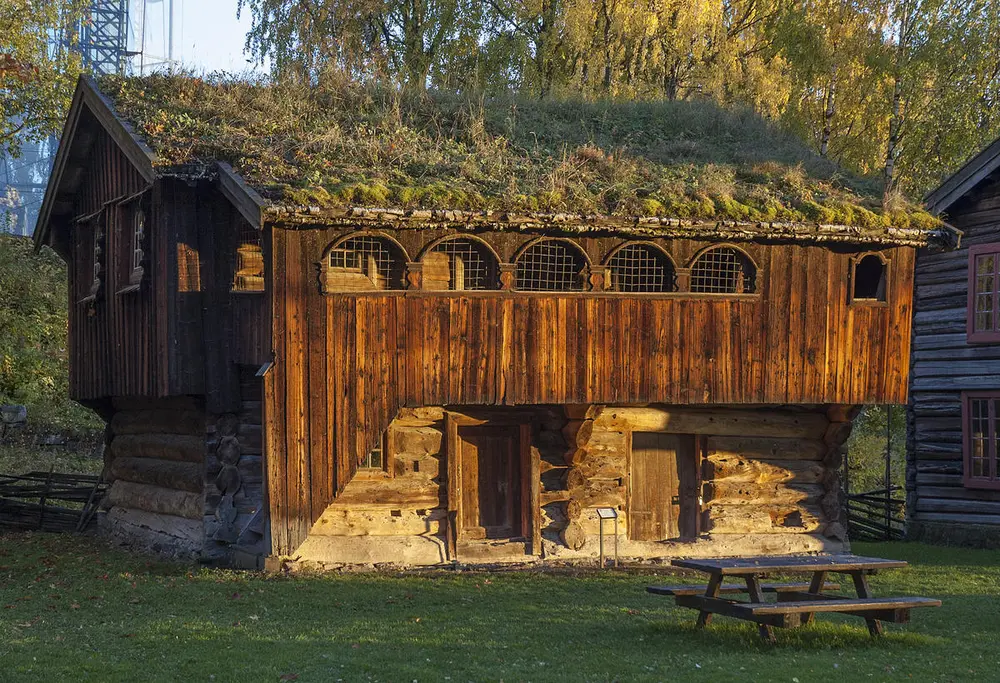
672, 554, 908, 575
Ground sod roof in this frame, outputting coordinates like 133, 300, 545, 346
97, 73, 946, 240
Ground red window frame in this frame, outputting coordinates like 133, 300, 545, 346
961, 391, 1000, 490
967, 243, 1000, 343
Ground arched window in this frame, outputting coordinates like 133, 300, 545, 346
607, 243, 677, 293
322, 234, 406, 292
422, 238, 500, 291
851, 253, 888, 302
515, 239, 588, 292
690, 246, 757, 294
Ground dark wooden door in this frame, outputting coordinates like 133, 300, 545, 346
458, 425, 522, 539
630, 433, 697, 541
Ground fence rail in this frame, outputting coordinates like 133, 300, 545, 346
0, 470, 107, 533
844, 485, 905, 542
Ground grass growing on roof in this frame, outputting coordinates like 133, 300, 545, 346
97, 73, 939, 230
1, 534, 997, 682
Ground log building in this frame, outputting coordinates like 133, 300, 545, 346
34, 75, 956, 567
910, 137, 1000, 548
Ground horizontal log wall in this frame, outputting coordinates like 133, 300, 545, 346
293, 404, 847, 567
908, 175, 1000, 544
299, 406, 567, 566
270, 228, 914, 555
203, 367, 268, 564
100, 397, 208, 558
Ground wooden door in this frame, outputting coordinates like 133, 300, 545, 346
630, 433, 697, 541
458, 425, 522, 539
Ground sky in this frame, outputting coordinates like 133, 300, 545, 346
130, 0, 266, 75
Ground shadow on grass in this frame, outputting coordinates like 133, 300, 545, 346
2, 534, 997, 681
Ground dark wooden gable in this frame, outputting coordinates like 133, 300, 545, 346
35, 77, 271, 410
35, 77, 157, 258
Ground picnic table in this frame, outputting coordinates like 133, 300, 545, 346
647, 554, 941, 643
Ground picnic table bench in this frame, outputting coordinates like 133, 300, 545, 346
647, 554, 941, 643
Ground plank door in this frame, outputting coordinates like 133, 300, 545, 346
458, 425, 523, 540
630, 433, 697, 541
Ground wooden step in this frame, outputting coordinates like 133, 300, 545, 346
646, 582, 840, 597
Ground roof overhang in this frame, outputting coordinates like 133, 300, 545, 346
261, 205, 960, 250
217, 162, 264, 228
925, 136, 1000, 216
34, 76, 158, 252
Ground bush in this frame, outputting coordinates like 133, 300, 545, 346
0, 234, 102, 437
844, 405, 906, 494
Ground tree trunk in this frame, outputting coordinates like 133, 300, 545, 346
820, 68, 838, 158
884, 0, 912, 199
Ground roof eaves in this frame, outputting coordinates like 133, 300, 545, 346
79, 76, 158, 180
217, 162, 265, 228
925, 136, 1000, 216
262, 205, 955, 249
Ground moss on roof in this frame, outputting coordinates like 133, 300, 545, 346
98, 73, 941, 231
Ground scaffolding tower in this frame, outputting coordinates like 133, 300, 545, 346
79, 1, 130, 76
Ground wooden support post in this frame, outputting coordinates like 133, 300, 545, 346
745, 574, 776, 644
38, 467, 54, 531
851, 571, 884, 636
76, 476, 102, 532
697, 573, 722, 628
802, 570, 828, 626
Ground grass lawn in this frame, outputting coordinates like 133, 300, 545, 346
1, 534, 998, 682
0, 444, 103, 477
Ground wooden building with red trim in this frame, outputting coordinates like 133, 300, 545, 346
909, 136, 1000, 548
35, 75, 956, 567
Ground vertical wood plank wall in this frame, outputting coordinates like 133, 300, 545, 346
268, 228, 916, 554
68, 123, 155, 402
69, 166, 268, 408
908, 175, 1000, 539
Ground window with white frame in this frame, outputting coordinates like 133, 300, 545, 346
962, 393, 1000, 489
968, 244, 1000, 342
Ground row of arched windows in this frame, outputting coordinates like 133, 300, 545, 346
321, 234, 759, 295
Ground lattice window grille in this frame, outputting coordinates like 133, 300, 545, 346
432, 239, 497, 290
330, 236, 403, 289
690, 247, 755, 294
515, 240, 587, 292
608, 244, 677, 293
239, 220, 261, 250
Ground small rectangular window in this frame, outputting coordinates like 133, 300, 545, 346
329, 248, 362, 271
962, 392, 1000, 489
355, 429, 393, 478
361, 442, 384, 470
968, 244, 1000, 343
79, 217, 104, 304
126, 208, 146, 288
849, 253, 888, 305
